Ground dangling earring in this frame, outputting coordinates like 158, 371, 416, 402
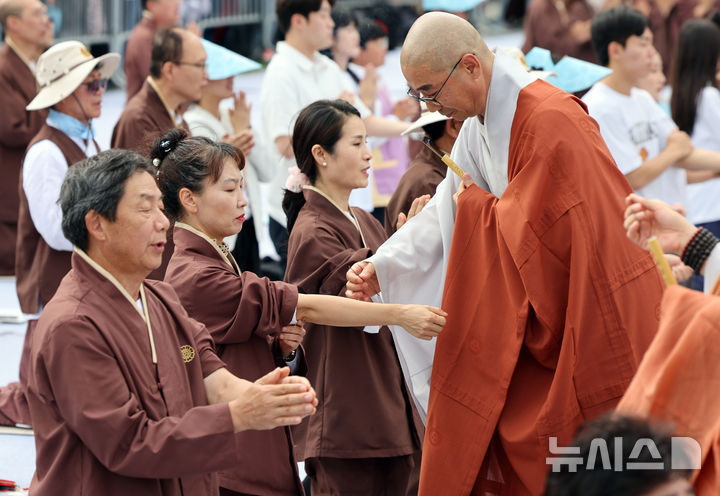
322, 161, 327, 167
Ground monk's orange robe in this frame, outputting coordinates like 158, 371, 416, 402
419, 81, 665, 495
618, 283, 720, 495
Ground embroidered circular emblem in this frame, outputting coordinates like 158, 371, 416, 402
180, 345, 196, 363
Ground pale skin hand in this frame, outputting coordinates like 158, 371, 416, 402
623, 193, 698, 254
204, 367, 318, 432
278, 321, 305, 357
396, 194, 430, 229
275, 136, 294, 159
569, 20, 591, 43
337, 90, 356, 106
295, 294, 446, 340
229, 91, 251, 133
453, 173, 475, 204
345, 261, 380, 302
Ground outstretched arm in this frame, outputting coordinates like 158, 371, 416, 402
296, 293, 446, 341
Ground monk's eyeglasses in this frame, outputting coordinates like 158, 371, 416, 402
407, 56, 463, 104
174, 60, 208, 72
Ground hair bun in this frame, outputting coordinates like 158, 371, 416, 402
150, 128, 188, 162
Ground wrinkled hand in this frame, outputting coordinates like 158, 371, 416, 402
278, 321, 305, 357
229, 367, 317, 431
393, 97, 420, 121
665, 253, 693, 282
358, 64, 379, 109
229, 91, 252, 133
666, 129, 693, 163
623, 193, 698, 254
398, 304, 447, 340
397, 194, 430, 229
226, 129, 255, 157
453, 173, 475, 204
345, 261, 379, 301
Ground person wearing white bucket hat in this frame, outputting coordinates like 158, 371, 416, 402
0, 41, 119, 429
384, 107, 463, 235
0, 0, 53, 277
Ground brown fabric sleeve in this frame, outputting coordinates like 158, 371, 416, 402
38, 317, 237, 478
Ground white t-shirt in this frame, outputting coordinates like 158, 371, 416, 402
687, 86, 720, 225
583, 82, 685, 206
259, 41, 369, 226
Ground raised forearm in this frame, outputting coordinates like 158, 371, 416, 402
676, 149, 720, 172
297, 293, 404, 327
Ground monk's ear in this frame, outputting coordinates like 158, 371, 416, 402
85, 210, 107, 243
462, 53, 483, 80
178, 187, 198, 215
446, 118, 463, 139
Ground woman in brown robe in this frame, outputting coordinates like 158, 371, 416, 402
154, 128, 445, 496
283, 100, 427, 496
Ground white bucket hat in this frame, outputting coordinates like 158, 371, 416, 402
402, 102, 450, 136
26, 41, 120, 111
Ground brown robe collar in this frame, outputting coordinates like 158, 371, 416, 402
173, 222, 240, 274
302, 185, 370, 248
73, 248, 158, 363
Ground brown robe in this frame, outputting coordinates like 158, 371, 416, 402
0, 43, 47, 274
419, 80, 664, 495
26, 250, 238, 495
384, 145, 447, 236
0, 125, 92, 428
522, 0, 596, 62
285, 188, 422, 463
112, 80, 188, 280
124, 16, 156, 101
165, 225, 305, 496
643, 0, 696, 77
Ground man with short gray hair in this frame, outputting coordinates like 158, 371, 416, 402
0, 0, 52, 276
26, 149, 317, 495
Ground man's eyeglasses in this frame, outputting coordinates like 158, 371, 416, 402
174, 60, 208, 72
82, 78, 108, 94
407, 56, 463, 105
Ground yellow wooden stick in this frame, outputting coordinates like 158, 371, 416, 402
648, 236, 677, 286
422, 137, 466, 178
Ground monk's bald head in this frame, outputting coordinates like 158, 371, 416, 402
401, 12, 490, 74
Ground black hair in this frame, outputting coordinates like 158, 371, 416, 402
151, 128, 245, 221
358, 19, 387, 49
591, 7, 649, 67
544, 413, 693, 496
423, 119, 447, 142
331, 5, 355, 34
670, 19, 720, 135
60, 150, 155, 251
149, 27, 184, 79
275, 0, 336, 37
282, 99, 361, 233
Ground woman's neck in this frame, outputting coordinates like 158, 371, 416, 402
312, 179, 351, 212
198, 93, 222, 120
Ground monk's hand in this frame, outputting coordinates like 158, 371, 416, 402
397, 194, 430, 229
397, 305, 447, 340
665, 254, 693, 283
229, 368, 317, 431
345, 261, 380, 301
623, 194, 698, 254
278, 321, 305, 356
453, 173, 475, 204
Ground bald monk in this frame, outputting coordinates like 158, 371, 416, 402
346, 12, 665, 495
